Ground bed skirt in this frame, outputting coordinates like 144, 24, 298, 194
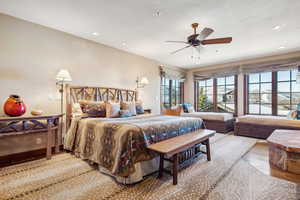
99, 157, 161, 184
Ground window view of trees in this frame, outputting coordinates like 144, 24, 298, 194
161, 77, 170, 108
171, 80, 181, 107
161, 77, 183, 109
198, 79, 213, 111
196, 76, 236, 113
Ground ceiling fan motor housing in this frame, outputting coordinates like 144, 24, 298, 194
187, 34, 200, 46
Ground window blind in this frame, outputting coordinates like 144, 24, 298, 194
193, 56, 300, 80
159, 66, 186, 81
193, 65, 240, 81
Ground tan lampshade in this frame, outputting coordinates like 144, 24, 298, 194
56, 69, 72, 82
140, 77, 149, 85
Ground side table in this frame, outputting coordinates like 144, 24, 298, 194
0, 114, 63, 160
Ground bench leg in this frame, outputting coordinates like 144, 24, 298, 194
158, 153, 164, 178
205, 139, 211, 161
173, 153, 178, 185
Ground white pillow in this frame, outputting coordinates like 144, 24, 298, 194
72, 103, 83, 114
187, 106, 195, 113
287, 110, 297, 120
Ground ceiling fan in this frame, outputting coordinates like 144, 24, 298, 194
166, 23, 232, 55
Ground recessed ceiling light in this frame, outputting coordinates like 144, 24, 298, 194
278, 46, 285, 49
273, 25, 281, 30
122, 42, 126, 46
92, 32, 99, 36
154, 10, 161, 17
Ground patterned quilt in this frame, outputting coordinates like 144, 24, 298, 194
64, 115, 202, 177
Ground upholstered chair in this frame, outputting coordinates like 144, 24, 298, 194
162, 105, 182, 116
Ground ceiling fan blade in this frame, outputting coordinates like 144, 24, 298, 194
201, 37, 232, 45
198, 28, 214, 40
170, 45, 192, 54
165, 40, 188, 44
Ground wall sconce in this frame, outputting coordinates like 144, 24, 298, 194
136, 77, 149, 88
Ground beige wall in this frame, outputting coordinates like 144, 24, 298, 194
0, 14, 180, 156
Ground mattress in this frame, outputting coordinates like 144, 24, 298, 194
237, 115, 300, 128
64, 114, 202, 182
181, 112, 234, 121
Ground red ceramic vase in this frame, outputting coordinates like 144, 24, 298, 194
4, 95, 26, 117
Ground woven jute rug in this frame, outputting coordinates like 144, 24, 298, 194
0, 134, 297, 200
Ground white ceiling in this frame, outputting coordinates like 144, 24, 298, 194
0, 0, 300, 69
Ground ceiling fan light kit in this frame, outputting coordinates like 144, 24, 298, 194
166, 23, 232, 55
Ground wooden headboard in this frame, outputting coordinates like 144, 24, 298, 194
65, 85, 138, 127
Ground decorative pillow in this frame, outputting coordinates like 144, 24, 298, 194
79, 100, 106, 117
136, 105, 144, 114
187, 106, 195, 113
287, 110, 297, 120
135, 101, 144, 114
71, 103, 84, 117
72, 103, 83, 114
121, 101, 137, 116
182, 103, 193, 113
119, 109, 133, 118
106, 102, 121, 118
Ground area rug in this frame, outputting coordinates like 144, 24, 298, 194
0, 133, 297, 200
207, 159, 297, 200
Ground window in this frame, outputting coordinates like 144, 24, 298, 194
161, 77, 170, 108
161, 77, 184, 108
171, 80, 182, 107
217, 76, 235, 112
247, 72, 272, 115
197, 79, 214, 111
195, 75, 237, 114
277, 69, 300, 115
246, 69, 300, 116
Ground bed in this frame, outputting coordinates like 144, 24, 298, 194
64, 86, 203, 184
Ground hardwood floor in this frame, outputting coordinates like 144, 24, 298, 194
244, 140, 300, 184
243, 140, 271, 175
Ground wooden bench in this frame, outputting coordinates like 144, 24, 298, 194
148, 129, 216, 185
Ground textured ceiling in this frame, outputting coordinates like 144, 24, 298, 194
0, 0, 300, 68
